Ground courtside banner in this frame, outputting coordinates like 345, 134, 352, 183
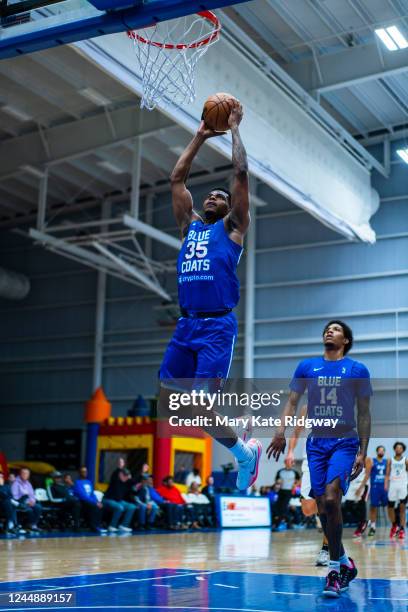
216, 495, 271, 528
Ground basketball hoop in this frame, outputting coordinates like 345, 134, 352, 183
127, 11, 221, 111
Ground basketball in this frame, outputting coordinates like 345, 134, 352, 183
202, 92, 238, 132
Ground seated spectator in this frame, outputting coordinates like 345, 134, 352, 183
201, 476, 217, 524
0, 471, 26, 535
48, 471, 81, 531
183, 482, 211, 527
202, 476, 216, 503
108, 457, 126, 487
157, 476, 186, 529
73, 466, 106, 534
135, 475, 160, 529
174, 464, 189, 485
185, 468, 202, 488
63, 473, 75, 489
103, 468, 136, 533
250, 485, 260, 497
11, 468, 43, 532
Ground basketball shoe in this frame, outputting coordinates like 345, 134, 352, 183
236, 438, 262, 491
322, 571, 341, 598
339, 558, 358, 592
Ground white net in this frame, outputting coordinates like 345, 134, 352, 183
128, 12, 220, 111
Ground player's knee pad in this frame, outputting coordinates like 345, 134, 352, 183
388, 501, 396, 509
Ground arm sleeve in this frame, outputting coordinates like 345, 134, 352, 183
289, 360, 308, 394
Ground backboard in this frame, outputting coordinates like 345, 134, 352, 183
0, 0, 246, 59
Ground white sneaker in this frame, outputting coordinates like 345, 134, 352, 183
315, 548, 329, 566
236, 438, 262, 491
108, 526, 118, 533
118, 525, 132, 532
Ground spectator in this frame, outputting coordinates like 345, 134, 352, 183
202, 476, 217, 523
135, 475, 160, 529
108, 457, 126, 487
156, 476, 186, 529
63, 474, 75, 489
202, 476, 216, 502
174, 464, 189, 485
183, 482, 211, 527
0, 472, 26, 535
250, 485, 260, 496
103, 468, 136, 533
48, 471, 81, 531
185, 468, 202, 488
11, 468, 43, 532
73, 466, 106, 534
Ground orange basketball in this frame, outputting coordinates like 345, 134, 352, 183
202, 92, 238, 132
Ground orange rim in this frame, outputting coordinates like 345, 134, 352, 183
127, 11, 221, 50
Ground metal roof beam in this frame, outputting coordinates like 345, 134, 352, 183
0, 105, 174, 180
286, 43, 408, 94
232, 4, 295, 63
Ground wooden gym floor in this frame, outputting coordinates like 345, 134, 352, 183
0, 528, 407, 610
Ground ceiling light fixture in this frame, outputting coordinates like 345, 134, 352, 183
79, 87, 111, 106
1, 104, 32, 121
97, 160, 124, 174
375, 26, 408, 50
397, 148, 408, 164
387, 26, 408, 49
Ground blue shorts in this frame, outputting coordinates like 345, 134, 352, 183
306, 436, 359, 497
159, 312, 237, 389
370, 486, 388, 507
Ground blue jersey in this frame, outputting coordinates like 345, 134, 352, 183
370, 458, 387, 487
177, 219, 242, 313
290, 356, 372, 435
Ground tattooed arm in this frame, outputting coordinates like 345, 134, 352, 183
225, 101, 250, 243
171, 122, 220, 237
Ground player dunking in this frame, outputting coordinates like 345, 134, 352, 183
267, 320, 372, 598
158, 101, 261, 491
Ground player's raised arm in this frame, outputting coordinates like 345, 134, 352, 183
267, 391, 303, 461
226, 101, 250, 239
170, 122, 220, 237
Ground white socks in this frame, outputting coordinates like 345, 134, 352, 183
230, 437, 253, 463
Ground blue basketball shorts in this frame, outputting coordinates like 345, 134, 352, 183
370, 486, 388, 507
306, 436, 360, 497
159, 312, 237, 390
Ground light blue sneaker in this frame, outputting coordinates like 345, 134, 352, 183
236, 438, 262, 491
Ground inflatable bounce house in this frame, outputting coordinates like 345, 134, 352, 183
85, 388, 212, 491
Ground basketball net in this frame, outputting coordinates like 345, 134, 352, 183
128, 11, 220, 111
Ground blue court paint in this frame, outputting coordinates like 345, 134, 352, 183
0, 568, 407, 611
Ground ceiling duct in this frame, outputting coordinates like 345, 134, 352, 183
0, 267, 30, 300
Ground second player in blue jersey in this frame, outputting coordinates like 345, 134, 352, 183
267, 320, 372, 598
